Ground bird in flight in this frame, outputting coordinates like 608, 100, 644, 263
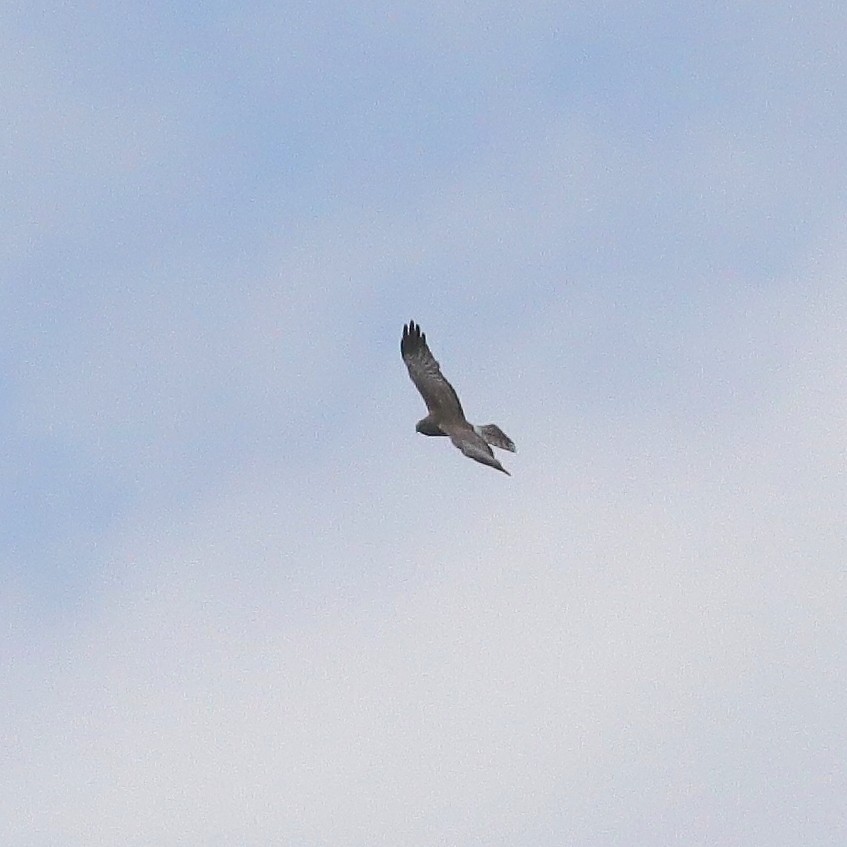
401, 320, 516, 475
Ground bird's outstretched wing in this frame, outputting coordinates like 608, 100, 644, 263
401, 321, 465, 423
451, 430, 510, 475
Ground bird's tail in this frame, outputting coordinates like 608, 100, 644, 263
474, 424, 516, 453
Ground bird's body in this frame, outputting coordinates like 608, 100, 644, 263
400, 321, 515, 475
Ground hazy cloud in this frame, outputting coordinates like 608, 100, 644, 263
2, 3, 846, 845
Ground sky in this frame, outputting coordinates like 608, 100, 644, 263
2, 2, 846, 844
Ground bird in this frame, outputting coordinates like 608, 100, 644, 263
401, 320, 515, 475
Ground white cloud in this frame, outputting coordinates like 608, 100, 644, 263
4, 229, 846, 843
4, 4, 847, 845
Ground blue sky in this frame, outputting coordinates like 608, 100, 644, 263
3, 2, 846, 844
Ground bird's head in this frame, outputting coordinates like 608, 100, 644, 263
416, 417, 444, 437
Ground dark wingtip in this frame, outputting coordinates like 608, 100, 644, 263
401, 320, 424, 355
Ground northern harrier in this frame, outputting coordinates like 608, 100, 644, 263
401, 320, 516, 475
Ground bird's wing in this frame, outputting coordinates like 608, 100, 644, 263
401, 321, 465, 422
449, 428, 510, 475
